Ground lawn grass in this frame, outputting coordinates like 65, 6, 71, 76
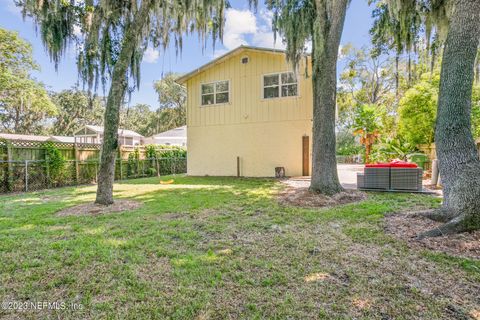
0, 176, 478, 319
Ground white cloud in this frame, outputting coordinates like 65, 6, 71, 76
143, 47, 160, 63
252, 10, 285, 49
223, 9, 257, 50
252, 27, 281, 49
219, 8, 286, 54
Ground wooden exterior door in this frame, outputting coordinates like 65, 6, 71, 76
302, 135, 309, 176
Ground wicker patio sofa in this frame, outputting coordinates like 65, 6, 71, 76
357, 161, 423, 192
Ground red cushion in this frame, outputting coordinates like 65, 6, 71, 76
365, 163, 391, 167
390, 160, 418, 168
390, 163, 418, 168
365, 160, 418, 168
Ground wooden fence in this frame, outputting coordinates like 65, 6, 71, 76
0, 139, 159, 162
419, 142, 480, 162
0, 139, 187, 193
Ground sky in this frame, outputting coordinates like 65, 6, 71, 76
0, 0, 374, 108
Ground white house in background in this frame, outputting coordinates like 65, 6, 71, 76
0, 133, 75, 143
144, 126, 187, 147
73, 125, 144, 146
0, 133, 50, 142
49, 136, 76, 143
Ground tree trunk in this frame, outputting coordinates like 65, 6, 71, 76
420, 0, 480, 237
309, 0, 348, 195
95, 1, 152, 205
395, 54, 399, 98
407, 52, 412, 86
365, 138, 372, 164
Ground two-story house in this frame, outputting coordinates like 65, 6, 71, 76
176, 45, 313, 177
73, 125, 144, 146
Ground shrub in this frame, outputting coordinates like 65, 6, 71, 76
145, 144, 157, 159
144, 144, 187, 159
43, 142, 66, 183
397, 80, 437, 146
146, 167, 157, 176
336, 130, 362, 156
370, 136, 417, 163
127, 148, 140, 177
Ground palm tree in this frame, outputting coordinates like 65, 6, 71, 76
17, 0, 226, 205
372, 0, 480, 236
266, 0, 351, 195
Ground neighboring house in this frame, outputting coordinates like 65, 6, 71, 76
0, 133, 75, 143
176, 45, 313, 177
49, 136, 76, 143
0, 133, 50, 142
144, 126, 187, 146
73, 125, 144, 146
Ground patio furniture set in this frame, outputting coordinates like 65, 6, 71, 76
357, 161, 423, 192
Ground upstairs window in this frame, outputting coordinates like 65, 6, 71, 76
201, 80, 229, 106
263, 72, 298, 99
124, 137, 133, 146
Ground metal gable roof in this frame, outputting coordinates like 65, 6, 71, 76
149, 126, 187, 139
81, 125, 144, 138
175, 45, 290, 84
0, 133, 50, 142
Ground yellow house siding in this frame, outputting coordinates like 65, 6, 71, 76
187, 121, 312, 177
185, 47, 313, 177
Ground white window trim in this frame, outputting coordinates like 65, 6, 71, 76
200, 80, 231, 107
261, 72, 299, 100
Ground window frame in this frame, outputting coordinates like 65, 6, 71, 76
124, 136, 134, 146
200, 80, 230, 106
261, 72, 299, 100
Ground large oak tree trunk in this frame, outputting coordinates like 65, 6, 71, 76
419, 0, 480, 237
95, 1, 151, 205
309, 0, 348, 195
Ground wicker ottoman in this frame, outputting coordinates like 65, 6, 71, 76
363, 167, 390, 190
357, 173, 365, 189
390, 168, 423, 191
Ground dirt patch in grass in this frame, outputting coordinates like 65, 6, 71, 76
56, 199, 142, 217
385, 213, 480, 260
278, 187, 366, 208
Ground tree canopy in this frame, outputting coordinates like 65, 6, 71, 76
0, 28, 56, 134
397, 73, 439, 146
17, 0, 226, 94
120, 103, 156, 137
153, 72, 186, 133
50, 88, 104, 135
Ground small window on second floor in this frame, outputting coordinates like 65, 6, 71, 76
124, 137, 133, 146
201, 80, 229, 106
263, 72, 298, 99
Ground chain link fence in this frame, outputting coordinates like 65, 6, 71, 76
0, 157, 187, 194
